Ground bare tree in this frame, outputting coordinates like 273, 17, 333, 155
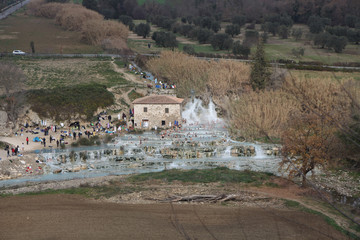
0, 62, 27, 128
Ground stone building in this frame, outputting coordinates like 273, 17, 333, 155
132, 95, 184, 129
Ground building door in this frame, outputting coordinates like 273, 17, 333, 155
142, 119, 149, 128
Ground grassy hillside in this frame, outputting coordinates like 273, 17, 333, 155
0, 57, 131, 89
0, 56, 149, 121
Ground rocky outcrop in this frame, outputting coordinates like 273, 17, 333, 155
263, 147, 281, 156
230, 146, 255, 157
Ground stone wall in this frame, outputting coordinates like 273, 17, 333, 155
134, 103, 182, 129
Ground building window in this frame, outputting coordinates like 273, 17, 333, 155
144, 107, 147, 112
165, 108, 169, 113
161, 120, 166, 126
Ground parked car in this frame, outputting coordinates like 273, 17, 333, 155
12, 50, 26, 55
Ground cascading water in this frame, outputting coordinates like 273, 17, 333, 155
254, 144, 267, 159
0, 98, 281, 187
182, 98, 222, 125
223, 146, 232, 158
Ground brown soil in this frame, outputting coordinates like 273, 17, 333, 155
0, 194, 349, 240
0, 175, 357, 239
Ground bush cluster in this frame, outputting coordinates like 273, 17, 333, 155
27, 1, 128, 51
151, 32, 178, 48
313, 32, 348, 53
28, 84, 114, 121
55, 5, 103, 31
71, 136, 101, 147
146, 51, 250, 98
81, 19, 128, 45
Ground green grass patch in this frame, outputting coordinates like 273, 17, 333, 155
94, 62, 128, 87
0, 194, 12, 198
13, 184, 144, 199
284, 199, 359, 239
114, 60, 127, 68
350, 223, 360, 233
128, 90, 144, 102
284, 199, 301, 208
128, 167, 273, 184
127, 38, 163, 54
263, 40, 360, 65
18, 187, 92, 196
178, 43, 229, 54
28, 84, 114, 121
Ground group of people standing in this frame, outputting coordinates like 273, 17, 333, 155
4, 144, 22, 157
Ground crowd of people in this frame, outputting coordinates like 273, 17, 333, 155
2, 110, 138, 159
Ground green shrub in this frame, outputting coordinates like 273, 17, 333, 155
78, 138, 92, 146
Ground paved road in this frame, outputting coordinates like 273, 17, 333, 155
0, 0, 30, 20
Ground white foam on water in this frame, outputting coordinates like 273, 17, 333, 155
223, 146, 232, 158
253, 145, 266, 159
182, 98, 222, 125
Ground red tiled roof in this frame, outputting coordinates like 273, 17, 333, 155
132, 95, 184, 104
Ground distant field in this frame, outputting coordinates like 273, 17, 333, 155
130, 21, 360, 64
263, 40, 360, 65
0, 10, 102, 54
1, 9, 359, 65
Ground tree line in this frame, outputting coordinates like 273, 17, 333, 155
81, 0, 360, 27
78, 0, 360, 55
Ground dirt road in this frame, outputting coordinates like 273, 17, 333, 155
0, 194, 348, 240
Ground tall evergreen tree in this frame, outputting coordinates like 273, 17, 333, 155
250, 40, 270, 91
